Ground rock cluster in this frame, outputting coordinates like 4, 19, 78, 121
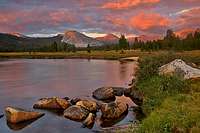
3, 85, 142, 130
93, 86, 143, 106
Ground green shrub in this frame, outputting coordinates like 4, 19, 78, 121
137, 75, 189, 114
130, 53, 200, 133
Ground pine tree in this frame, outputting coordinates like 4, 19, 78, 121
119, 34, 129, 49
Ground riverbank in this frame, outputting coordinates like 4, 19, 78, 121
0, 50, 200, 59
128, 53, 200, 133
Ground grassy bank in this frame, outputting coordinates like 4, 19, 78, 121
0, 50, 164, 59
130, 53, 200, 133
0, 50, 200, 60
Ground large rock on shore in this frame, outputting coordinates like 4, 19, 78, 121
64, 105, 89, 121
5, 107, 44, 123
33, 97, 70, 110
159, 59, 200, 80
82, 113, 96, 128
100, 102, 128, 120
76, 100, 97, 112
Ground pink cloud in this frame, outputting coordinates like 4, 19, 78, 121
0, 9, 77, 33
102, 0, 160, 10
104, 12, 170, 35
130, 12, 170, 30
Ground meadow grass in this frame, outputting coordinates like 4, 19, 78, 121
0, 50, 199, 60
132, 53, 200, 133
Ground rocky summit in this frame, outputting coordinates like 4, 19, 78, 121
62, 30, 103, 47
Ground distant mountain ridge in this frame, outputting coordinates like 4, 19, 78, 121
96, 34, 119, 44
127, 35, 161, 43
175, 28, 200, 39
0, 33, 62, 51
1, 29, 194, 51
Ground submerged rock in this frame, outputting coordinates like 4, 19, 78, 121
159, 59, 200, 79
93, 87, 115, 101
5, 107, 44, 124
76, 100, 97, 112
100, 101, 128, 120
82, 113, 96, 129
33, 97, 70, 110
64, 105, 89, 121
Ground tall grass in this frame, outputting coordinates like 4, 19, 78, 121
133, 53, 200, 133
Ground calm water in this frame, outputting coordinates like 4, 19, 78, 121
0, 59, 137, 133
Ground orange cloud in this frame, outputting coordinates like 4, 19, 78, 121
130, 12, 170, 30
102, 0, 160, 10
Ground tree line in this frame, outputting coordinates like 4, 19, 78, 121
131, 29, 200, 51
0, 29, 199, 52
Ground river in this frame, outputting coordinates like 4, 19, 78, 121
0, 59, 137, 133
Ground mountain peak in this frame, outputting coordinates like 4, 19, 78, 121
62, 30, 103, 47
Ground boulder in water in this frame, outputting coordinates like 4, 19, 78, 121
92, 87, 115, 101
100, 101, 128, 120
33, 97, 70, 110
159, 59, 200, 79
76, 100, 97, 112
5, 107, 44, 123
82, 113, 96, 128
64, 105, 89, 122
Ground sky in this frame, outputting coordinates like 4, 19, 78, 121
0, 0, 200, 37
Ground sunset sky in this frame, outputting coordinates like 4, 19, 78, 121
0, 0, 199, 37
